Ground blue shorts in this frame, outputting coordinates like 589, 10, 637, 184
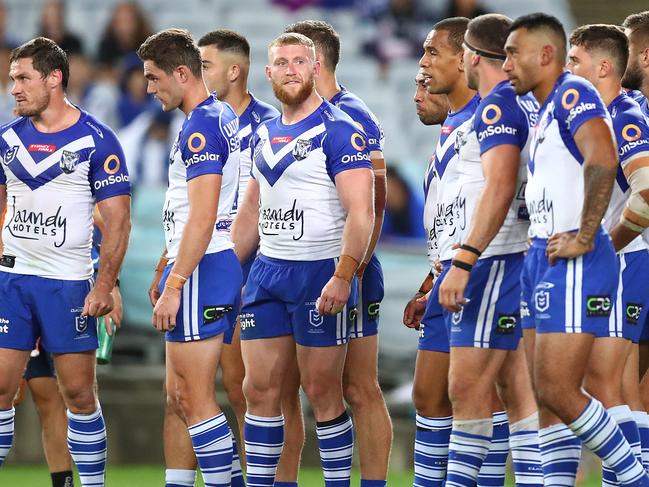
418, 266, 450, 353
24, 346, 56, 380
240, 255, 358, 347
445, 253, 523, 350
159, 250, 242, 343
0, 272, 97, 353
223, 255, 256, 346
595, 250, 649, 343
349, 254, 384, 339
520, 229, 619, 335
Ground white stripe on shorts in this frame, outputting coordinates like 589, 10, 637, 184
609, 255, 625, 338
565, 259, 574, 333
191, 266, 200, 340
474, 260, 505, 348
574, 257, 583, 333
183, 276, 191, 340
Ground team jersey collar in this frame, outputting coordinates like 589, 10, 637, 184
275, 99, 327, 131
240, 93, 259, 120
538, 70, 570, 115
26, 106, 87, 137
489, 79, 511, 97
330, 85, 348, 105
607, 92, 627, 112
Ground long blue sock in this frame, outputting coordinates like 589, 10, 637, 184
165, 469, 196, 486
445, 417, 492, 487
67, 407, 107, 487
231, 436, 245, 487
0, 407, 14, 466
188, 413, 233, 487
569, 399, 648, 486
414, 414, 452, 487
478, 411, 509, 487
539, 423, 581, 486
509, 413, 543, 486
316, 411, 354, 487
245, 414, 284, 486
603, 406, 643, 487
633, 411, 649, 473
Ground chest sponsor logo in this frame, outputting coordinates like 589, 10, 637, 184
260, 199, 305, 241
28, 144, 56, 153
272, 136, 292, 144
59, 150, 80, 174
292, 139, 312, 161
5, 195, 67, 247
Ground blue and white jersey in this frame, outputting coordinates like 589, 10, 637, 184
455, 80, 537, 257
628, 90, 649, 121
330, 85, 385, 152
432, 94, 481, 261
164, 94, 239, 260
235, 94, 279, 213
423, 152, 438, 266
251, 100, 372, 260
527, 71, 611, 238
605, 92, 649, 253
0, 110, 130, 280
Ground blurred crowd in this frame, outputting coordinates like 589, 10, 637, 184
0, 0, 490, 242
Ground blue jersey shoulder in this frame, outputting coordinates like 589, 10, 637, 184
552, 72, 607, 134
331, 88, 383, 151
609, 93, 649, 164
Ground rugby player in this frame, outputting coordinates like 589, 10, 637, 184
403, 17, 479, 486
438, 14, 542, 487
0, 37, 131, 487
139, 28, 242, 486
505, 13, 648, 485
283, 20, 391, 487
568, 23, 649, 481
622, 11, 649, 119
232, 32, 374, 486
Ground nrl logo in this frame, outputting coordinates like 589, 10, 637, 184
3, 145, 19, 165
59, 150, 80, 174
292, 139, 312, 161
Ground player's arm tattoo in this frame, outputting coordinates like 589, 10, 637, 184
578, 164, 616, 246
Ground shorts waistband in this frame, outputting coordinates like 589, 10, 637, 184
259, 254, 336, 266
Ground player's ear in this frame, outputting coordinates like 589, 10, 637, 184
47, 68, 63, 90
265, 65, 272, 80
540, 44, 554, 67
313, 59, 321, 76
175, 65, 190, 83
598, 59, 611, 79
229, 64, 240, 83
641, 46, 649, 68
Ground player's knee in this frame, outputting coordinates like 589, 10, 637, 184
224, 383, 246, 414
448, 374, 484, 407
60, 384, 96, 413
412, 382, 451, 416
343, 376, 383, 410
301, 377, 340, 408
242, 375, 281, 409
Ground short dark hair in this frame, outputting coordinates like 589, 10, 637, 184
510, 13, 567, 58
137, 28, 202, 77
10, 37, 69, 89
570, 24, 628, 77
433, 17, 470, 53
623, 11, 649, 47
284, 20, 340, 70
466, 14, 512, 60
197, 29, 250, 60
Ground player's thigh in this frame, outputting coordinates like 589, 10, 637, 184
412, 349, 451, 415
584, 336, 630, 402
296, 343, 347, 390
448, 346, 506, 399
343, 334, 378, 389
241, 335, 296, 396
522, 329, 536, 385
166, 335, 223, 398
221, 324, 245, 389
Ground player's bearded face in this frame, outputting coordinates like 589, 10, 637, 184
622, 54, 644, 91
10, 60, 52, 117
271, 70, 315, 106
14, 82, 50, 117
503, 31, 538, 96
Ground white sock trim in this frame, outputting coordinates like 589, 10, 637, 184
510, 412, 539, 433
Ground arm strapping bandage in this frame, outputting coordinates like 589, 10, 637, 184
622, 164, 649, 232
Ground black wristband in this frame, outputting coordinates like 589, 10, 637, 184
115, 278, 120, 288
460, 244, 482, 257
452, 259, 473, 272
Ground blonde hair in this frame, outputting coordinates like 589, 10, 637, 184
268, 33, 316, 60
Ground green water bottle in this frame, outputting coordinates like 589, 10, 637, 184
97, 317, 116, 365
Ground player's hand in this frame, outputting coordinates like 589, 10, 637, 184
152, 286, 181, 332
546, 232, 593, 265
83, 283, 114, 317
148, 271, 163, 307
439, 265, 470, 313
104, 286, 123, 336
403, 291, 427, 329
433, 258, 443, 277
318, 276, 351, 316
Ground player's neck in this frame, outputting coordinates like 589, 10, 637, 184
533, 65, 565, 105
281, 90, 322, 125
641, 76, 649, 101
596, 79, 622, 107
30, 97, 80, 133
446, 83, 476, 113
315, 71, 341, 101
222, 89, 251, 117
180, 81, 210, 116
478, 70, 507, 99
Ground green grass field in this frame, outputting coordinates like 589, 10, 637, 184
0, 465, 604, 486
0, 465, 414, 486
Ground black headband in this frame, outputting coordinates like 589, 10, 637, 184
463, 39, 507, 61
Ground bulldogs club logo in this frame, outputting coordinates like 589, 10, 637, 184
59, 150, 80, 174
292, 139, 312, 161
